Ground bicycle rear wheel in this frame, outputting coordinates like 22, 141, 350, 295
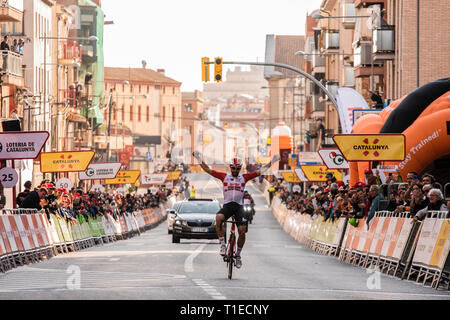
227, 234, 235, 280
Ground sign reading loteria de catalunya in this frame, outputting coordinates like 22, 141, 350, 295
79, 162, 122, 180
0, 131, 49, 160
40, 151, 95, 173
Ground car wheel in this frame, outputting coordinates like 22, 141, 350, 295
172, 234, 180, 243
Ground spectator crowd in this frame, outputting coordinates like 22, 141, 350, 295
269, 169, 449, 226
14, 178, 183, 226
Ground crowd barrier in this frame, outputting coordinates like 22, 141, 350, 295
0, 202, 171, 274
270, 196, 450, 291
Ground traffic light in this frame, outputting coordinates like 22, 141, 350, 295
201, 57, 210, 82
214, 57, 223, 82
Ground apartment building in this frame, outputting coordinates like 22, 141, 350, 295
310, 0, 450, 142
103, 66, 182, 172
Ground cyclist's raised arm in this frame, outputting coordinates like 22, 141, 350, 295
192, 151, 213, 175
257, 155, 280, 175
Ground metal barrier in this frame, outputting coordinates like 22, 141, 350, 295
0, 203, 170, 274
271, 195, 450, 290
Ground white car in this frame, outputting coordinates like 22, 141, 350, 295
168, 201, 182, 234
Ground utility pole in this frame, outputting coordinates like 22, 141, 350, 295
106, 88, 113, 162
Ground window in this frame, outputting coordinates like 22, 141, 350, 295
172, 107, 175, 122
139, 85, 141, 93
147, 85, 150, 93
122, 104, 125, 121
130, 105, 133, 121
173, 87, 175, 95
162, 106, 166, 122
113, 109, 117, 121
138, 105, 141, 122
146, 106, 150, 122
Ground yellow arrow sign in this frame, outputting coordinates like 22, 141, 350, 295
105, 170, 141, 185
40, 151, 95, 173
301, 166, 343, 182
280, 171, 301, 183
333, 134, 406, 161
165, 171, 182, 181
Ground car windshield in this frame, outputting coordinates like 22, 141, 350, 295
178, 202, 220, 214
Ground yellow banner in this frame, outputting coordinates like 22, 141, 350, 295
165, 171, 182, 181
105, 170, 141, 185
280, 171, 301, 183
333, 134, 405, 161
429, 220, 450, 267
40, 151, 94, 173
301, 166, 343, 182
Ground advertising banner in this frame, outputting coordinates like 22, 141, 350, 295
140, 173, 168, 185
105, 170, 141, 185
300, 165, 343, 182
318, 149, 349, 170
165, 171, 182, 181
333, 134, 406, 161
119, 151, 130, 167
40, 151, 95, 173
336, 87, 370, 134
280, 171, 301, 183
294, 168, 309, 182
0, 131, 49, 160
79, 162, 122, 180
125, 145, 135, 158
298, 152, 322, 165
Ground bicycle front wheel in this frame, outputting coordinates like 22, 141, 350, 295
227, 234, 235, 280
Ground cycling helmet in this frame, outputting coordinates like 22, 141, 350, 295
229, 158, 243, 168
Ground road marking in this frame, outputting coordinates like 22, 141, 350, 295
109, 258, 121, 262
192, 279, 227, 300
184, 244, 207, 273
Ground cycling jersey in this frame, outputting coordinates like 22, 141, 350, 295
211, 170, 259, 205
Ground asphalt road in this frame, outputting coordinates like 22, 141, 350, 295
0, 173, 449, 301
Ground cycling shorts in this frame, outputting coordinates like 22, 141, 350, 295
217, 202, 249, 227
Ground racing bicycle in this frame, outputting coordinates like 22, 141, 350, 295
222, 217, 238, 280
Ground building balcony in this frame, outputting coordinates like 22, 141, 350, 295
312, 94, 325, 113
373, 27, 395, 61
312, 54, 325, 74
354, 0, 386, 8
0, 4, 23, 22
59, 89, 82, 108
342, 2, 356, 29
59, 40, 82, 65
354, 65, 385, 78
321, 31, 340, 53
0, 51, 24, 87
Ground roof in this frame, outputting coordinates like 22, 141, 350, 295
104, 67, 181, 86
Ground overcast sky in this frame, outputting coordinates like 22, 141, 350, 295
102, 0, 322, 92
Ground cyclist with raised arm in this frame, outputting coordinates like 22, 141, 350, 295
193, 152, 278, 269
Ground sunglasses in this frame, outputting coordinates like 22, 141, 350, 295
230, 166, 241, 170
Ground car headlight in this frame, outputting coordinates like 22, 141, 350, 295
175, 220, 188, 226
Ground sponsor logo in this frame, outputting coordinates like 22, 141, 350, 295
399, 130, 441, 170
329, 152, 345, 166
